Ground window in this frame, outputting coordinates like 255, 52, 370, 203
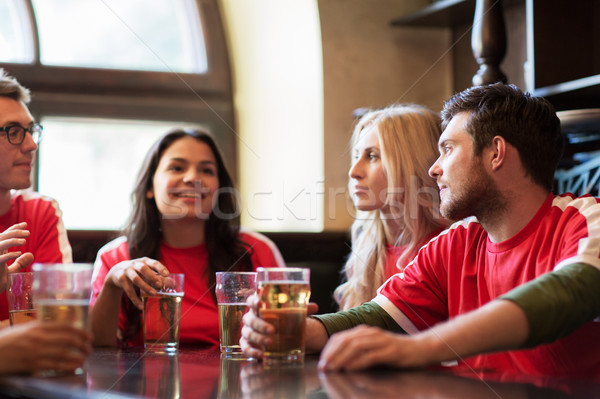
0, 0, 34, 63
38, 117, 201, 230
31, 0, 207, 73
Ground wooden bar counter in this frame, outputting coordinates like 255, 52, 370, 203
0, 347, 597, 398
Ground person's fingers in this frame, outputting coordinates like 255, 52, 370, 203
119, 271, 147, 309
3, 222, 27, 232
240, 335, 264, 359
308, 302, 319, 316
7, 252, 34, 273
318, 335, 353, 371
318, 326, 381, 371
142, 258, 170, 277
132, 259, 167, 290
124, 266, 157, 296
0, 238, 26, 252
13, 323, 91, 372
160, 274, 182, 291
341, 344, 393, 371
335, 336, 393, 371
246, 294, 260, 312
29, 357, 84, 374
30, 346, 88, 373
242, 309, 274, 335
323, 326, 409, 371
0, 224, 30, 245
240, 322, 272, 350
0, 251, 22, 265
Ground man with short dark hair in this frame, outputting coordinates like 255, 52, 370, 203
0, 68, 72, 323
241, 83, 600, 379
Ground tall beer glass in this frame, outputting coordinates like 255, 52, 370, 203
215, 271, 257, 355
32, 263, 93, 376
142, 273, 184, 353
257, 267, 310, 365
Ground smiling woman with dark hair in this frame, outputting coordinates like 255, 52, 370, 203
90, 128, 285, 348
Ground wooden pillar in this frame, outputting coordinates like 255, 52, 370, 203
471, 0, 508, 86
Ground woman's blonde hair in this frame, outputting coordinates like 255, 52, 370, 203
335, 104, 446, 310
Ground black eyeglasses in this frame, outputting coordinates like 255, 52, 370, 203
0, 123, 43, 145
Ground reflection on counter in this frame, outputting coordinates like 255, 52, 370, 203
318, 369, 577, 399
218, 355, 247, 399
240, 362, 309, 399
0, 348, 598, 399
142, 352, 180, 398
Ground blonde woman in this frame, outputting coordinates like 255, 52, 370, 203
335, 104, 448, 310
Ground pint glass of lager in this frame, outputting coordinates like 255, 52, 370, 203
32, 263, 93, 376
257, 267, 311, 365
215, 271, 257, 355
142, 273, 185, 353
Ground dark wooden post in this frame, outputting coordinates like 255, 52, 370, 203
471, 0, 508, 86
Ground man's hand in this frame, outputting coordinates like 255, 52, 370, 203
0, 222, 33, 292
240, 295, 321, 359
0, 321, 93, 375
240, 295, 275, 359
318, 325, 428, 371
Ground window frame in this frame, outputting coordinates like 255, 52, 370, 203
1, 0, 231, 94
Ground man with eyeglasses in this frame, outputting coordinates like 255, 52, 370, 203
0, 71, 89, 375
0, 68, 72, 324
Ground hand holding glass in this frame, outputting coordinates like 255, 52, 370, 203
32, 263, 93, 376
257, 267, 311, 365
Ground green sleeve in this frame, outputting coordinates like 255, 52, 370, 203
499, 263, 600, 348
311, 301, 406, 337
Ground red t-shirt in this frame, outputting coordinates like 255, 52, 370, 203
0, 190, 72, 320
375, 193, 600, 379
91, 229, 285, 347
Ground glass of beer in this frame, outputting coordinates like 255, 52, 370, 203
7, 272, 36, 325
142, 273, 184, 353
256, 267, 311, 365
215, 271, 257, 355
32, 263, 93, 376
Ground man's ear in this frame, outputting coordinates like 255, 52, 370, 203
489, 136, 507, 171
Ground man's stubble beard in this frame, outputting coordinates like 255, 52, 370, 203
440, 160, 507, 223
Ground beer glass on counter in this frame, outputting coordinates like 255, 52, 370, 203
32, 263, 93, 376
142, 273, 184, 353
257, 267, 311, 365
215, 271, 257, 355
7, 272, 36, 325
